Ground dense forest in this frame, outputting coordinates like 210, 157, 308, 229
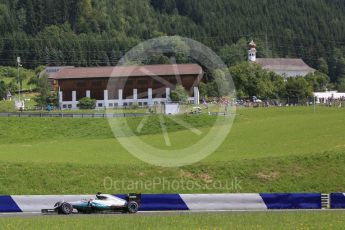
0, 0, 344, 83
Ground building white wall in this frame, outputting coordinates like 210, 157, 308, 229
248, 49, 256, 62
60, 87, 200, 110
273, 70, 313, 78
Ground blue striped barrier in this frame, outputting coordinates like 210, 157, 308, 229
0, 196, 21, 213
260, 193, 321, 209
0, 193, 322, 213
116, 194, 189, 211
330, 193, 345, 209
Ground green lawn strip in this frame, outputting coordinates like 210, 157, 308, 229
1, 150, 344, 195
0, 114, 219, 144
1, 211, 345, 229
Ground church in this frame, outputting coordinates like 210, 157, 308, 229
248, 41, 315, 77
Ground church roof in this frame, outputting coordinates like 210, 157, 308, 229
256, 58, 315, 72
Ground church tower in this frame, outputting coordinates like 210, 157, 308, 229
248, 40, 257, 62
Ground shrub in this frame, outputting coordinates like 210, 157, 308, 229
170, 84, 189, 103
131, 102, 139, 109
79, 97, 96, 109
0, 100, 15, 112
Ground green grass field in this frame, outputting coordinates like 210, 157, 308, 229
1, 106, 345, 229
0, 107, 345, 194
1, 211, 345, 230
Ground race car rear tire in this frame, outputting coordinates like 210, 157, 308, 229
59, 202, 73, 215
127, 201, 139, 213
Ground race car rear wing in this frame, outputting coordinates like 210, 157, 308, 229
126, 193, 141, 205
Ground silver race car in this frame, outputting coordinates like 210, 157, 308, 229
42, 193, 141, 215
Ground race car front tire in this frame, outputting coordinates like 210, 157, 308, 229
127, 201, 139, 213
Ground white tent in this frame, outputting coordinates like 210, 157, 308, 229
314, 91, 345, 103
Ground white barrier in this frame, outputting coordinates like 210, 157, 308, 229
180, 194, 267, 210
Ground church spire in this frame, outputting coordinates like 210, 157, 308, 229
248, 40, 257, 62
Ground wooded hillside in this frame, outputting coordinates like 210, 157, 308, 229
0, 0, 344, 82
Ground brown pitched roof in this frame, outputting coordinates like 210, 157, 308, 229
50, 64, 203, 80
256, 58, 315, 71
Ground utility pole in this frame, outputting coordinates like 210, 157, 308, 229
17, 57, 22, 110
265, 33, 269, 56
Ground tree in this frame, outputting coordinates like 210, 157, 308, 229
305, 71, 330, 92
0, 0, 345, 70
212, 69, 231, 97
28, 65, 46, 86
110, 50, 117, 66
101, 51, 110, 66
34, 73, 51, 107
337, 58, 345, 80
7, 81, 18, 95
329, 49, 345, 83
0, 81, 7, 99
170, 84, 189, 103
14, 70, 27, 91
337, 78, 345, 92
229, 62, 285, 99
317, 58, 329, 75
198, 82, 208, 98
206, 81, 219, 98
79, 97, 96, 109
219, 38, 248, 66
285, 77, 313, 103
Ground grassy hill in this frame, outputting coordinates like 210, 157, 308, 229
0, 107, 344, 194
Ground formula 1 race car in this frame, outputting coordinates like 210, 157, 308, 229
42, 193, 141, 215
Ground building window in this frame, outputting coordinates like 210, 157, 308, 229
98, 103, 103, 107
109, 103, 113, 107
68, 104, 72, 109
63, 104, 67, 109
